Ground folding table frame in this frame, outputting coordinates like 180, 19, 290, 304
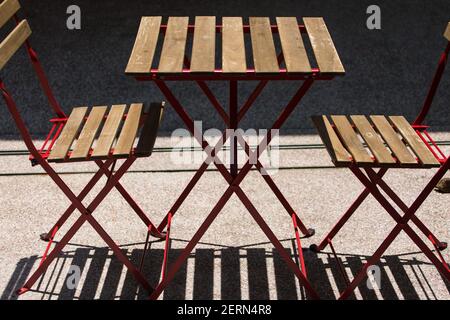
311, 23, 450, 299
0, 0, 165, 296
126, 16, 346, 299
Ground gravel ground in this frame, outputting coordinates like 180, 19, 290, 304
0, 134, 449, 300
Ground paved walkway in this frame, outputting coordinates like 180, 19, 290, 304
0, 134, 449, 300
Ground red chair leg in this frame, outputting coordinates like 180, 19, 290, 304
18, 158, 154, 295
40, 159, 114, 241
41, 159, 164, 241
338, 166, 450, 299
365, 168, 448, 251
94, 160, 165, 239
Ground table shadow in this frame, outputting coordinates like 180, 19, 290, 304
2, 239, 449, 300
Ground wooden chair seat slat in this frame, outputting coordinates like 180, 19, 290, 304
113, 103, 143, 157
311, 115, 352, 165
331, 115, 373, 164
350, 115, 396, 165
389, 116, 440, 166
48, 107, 88, 161
91, 104, 126, 159
70, 106, 107, 160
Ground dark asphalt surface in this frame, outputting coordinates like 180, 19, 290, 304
0, 0, 449, 136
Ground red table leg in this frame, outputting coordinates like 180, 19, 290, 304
148, 78, 320, 299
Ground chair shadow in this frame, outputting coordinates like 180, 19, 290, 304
2, 239, 449, 300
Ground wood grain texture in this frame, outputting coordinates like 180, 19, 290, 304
303, 17, 344, 74
222, 17, 246, 73
113, 103, 143, 156
312, 115, 351, 164
0, 0, 20, 28
70, 106, 107, 160
48, 107, 88, 161
158, 16, 189, 73
444, 22, 450, 41
350, 115, 396, 165
249, 17, 279, 73
190, 16, 215, 72
331, 115, 373, 163
136, 102, 165, 156
0, 19, 31, 70
276, 17, 311, 73
370, 115, 417, 165
125, 16, 162, 74
91, 105, 126, 158
389, 116, 439, 166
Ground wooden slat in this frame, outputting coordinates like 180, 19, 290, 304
48, 107, 88, 161
136, 102, 165, 156
190, 16, 215, 72
70, 106, 107, 160
444, 22, 450, 41
249, 17, 279, 73
370, 115, 417, 165
222, 17, 246, 73
331, 115, 373, 163
389, 116, 440, 166
91, 105, 126, 158
0, 20, 31, 70
303, 17, 345, 74
158, 16, 189, 73
0, 0, 20, 28
113, 103, 143, 156
276, 17, 312, 73
350, 115, 396, 165
125, 16, 162, 74
311, 115, 351, 164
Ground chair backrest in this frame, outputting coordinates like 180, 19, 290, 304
0, 0, 68, 157
412, 21, 450, 125
0, 0, 67, 159
0, 0, 31, 71
444, 22, 450, 42
0, 0, 64, 117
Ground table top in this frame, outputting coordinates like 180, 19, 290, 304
125, 16, 345, 80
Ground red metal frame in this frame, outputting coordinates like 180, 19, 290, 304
311, 39, 450, 299
132, 22, 337, 297
159, 23, 307, 34
0, 14, 164, 295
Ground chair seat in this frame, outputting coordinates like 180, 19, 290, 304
35, 102, 164, 163
312, 115, 443, 168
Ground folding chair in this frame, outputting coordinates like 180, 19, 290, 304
0, 0, 165, 295
310, 22, 450, 299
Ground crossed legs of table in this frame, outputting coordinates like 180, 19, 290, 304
311, 164, 450, 299
18, 157, 164, 295
148, 79, 319, 299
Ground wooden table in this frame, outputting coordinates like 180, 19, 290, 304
126, 16, 345, 300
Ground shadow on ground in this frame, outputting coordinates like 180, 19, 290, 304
2, 239, 449, 300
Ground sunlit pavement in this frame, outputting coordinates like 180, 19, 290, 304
0, 133, 449, 300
